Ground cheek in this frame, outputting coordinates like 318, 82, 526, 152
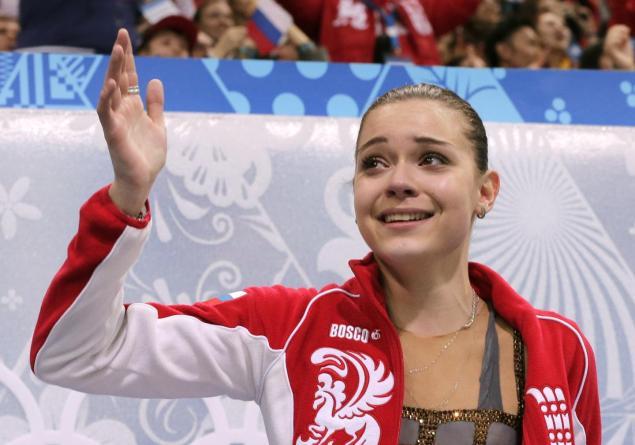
431, 175, 478, 214
352, 181, 366, 216
352, 177, 379, 221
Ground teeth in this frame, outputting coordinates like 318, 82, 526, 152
384, 212, 430, 223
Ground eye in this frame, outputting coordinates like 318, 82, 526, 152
360, 156, 387, 171
420, 153, 447, 166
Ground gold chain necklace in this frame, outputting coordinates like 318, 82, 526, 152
405, 291, 480, 376
404, 327, 477, 410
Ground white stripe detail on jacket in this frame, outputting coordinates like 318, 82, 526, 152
537, 315, 589, 445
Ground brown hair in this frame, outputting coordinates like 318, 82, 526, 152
357, 83, 488, 173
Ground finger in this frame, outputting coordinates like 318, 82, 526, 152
117, 29, 131, 96
97, 79, 117, 119
99, 72, 121, 113
146, 79, 165, 128
97, 78, 116, 125
104, 37, 124, 96
124, 30, 139, 91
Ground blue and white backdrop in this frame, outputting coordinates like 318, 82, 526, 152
0, 53, 634, 444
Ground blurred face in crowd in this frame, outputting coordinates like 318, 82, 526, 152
498, 26, 543, 68
473, 0, 501, 27
141, 30, 189, 58
538, 0, 565, 15
0, 16, 19, 51
536, 11, 571, 52
198, 0, 235, 41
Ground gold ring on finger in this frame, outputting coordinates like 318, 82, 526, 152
127, 85, 140, 95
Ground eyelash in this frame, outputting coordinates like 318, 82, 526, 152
420, 153, 448, 166
360, 152, 448, 170
361, 156, 385, 170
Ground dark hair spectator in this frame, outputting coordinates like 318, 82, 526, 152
439, 0, 501, 67
485, 15, 544, 68
535, 9, 574, 68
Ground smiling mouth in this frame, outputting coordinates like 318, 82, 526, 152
381, 212, 433, 223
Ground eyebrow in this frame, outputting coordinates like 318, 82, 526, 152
357, 135, 451, 154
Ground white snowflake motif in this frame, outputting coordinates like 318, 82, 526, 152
0, 177, 42, 240
1, 289, 23, 311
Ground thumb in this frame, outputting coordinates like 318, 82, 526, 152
146, 79, 165, 127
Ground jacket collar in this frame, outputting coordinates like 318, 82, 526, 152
348, 253, 536, 332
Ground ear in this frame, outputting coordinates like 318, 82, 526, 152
477, 169, 500, 215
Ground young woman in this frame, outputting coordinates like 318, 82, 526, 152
30, 29, 600, 444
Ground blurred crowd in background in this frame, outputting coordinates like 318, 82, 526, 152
0, 0, 633, 70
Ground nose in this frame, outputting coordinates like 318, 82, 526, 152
386, 164, 418, 199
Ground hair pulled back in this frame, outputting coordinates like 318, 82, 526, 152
358, 83, 489, 173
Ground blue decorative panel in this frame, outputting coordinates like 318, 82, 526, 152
1, 52, 634, 126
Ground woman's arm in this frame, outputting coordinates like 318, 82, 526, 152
29, 29, 289, 401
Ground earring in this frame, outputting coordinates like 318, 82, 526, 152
477, 208, 487, 219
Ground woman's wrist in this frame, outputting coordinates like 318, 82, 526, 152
108, 182, 149, 218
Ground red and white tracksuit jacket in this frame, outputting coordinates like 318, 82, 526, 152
31, 186, 601, 444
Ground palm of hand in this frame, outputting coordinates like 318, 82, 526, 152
107, 93, 166, 188
98, 29, 166, 215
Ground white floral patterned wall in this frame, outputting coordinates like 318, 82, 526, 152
1, 109, 634, 443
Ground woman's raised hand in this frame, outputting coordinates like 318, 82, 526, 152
98, 29, 167, 216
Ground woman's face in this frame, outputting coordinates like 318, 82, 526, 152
198, 0, 235, 40
505, 26, 544, 68
142, 30, 189, 58
353, 100, 496, 266
537, 12, 571, 52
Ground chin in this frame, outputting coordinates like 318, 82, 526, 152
373, 243, 439, 265
371, 235, 470, 269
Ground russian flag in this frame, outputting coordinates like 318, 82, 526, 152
249, 0, 293, 51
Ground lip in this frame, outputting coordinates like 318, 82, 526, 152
377, 208, 435, 225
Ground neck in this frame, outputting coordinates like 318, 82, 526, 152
545, 48, 567, 67
379, 249, 476, 338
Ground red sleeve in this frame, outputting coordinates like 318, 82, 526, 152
420, 0, 481, 36
608, 0, 635, 36
571, 332, 602, 445
30, 185, 150, 371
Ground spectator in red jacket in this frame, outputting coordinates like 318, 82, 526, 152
277, 0, 483, 65
327, 0, 483, 65
608, 0, 635, 37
